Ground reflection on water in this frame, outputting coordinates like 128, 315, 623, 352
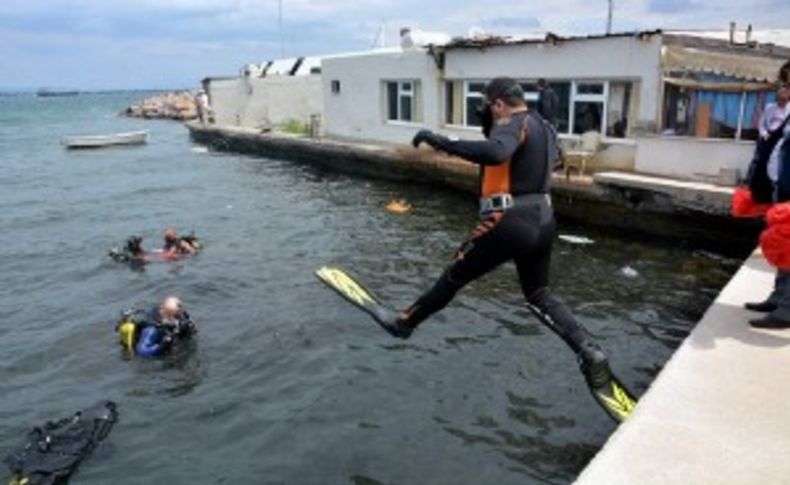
0, 93, 743, 484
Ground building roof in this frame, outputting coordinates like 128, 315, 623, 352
438, 30, 663, 50
668, 29, 790, 49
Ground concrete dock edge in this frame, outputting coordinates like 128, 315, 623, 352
575, 250, 789, 484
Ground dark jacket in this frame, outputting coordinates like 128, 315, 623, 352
537, 87, 559, 127
749, 116, 790, 203
777, 132, 790, 203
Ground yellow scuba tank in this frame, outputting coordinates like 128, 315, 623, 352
118, 318, 137, 351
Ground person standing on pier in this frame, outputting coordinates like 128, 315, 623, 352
749, 85, 790, 329
536, 78, 559, 128
758, 86, 790, 140
195, 89, 213, 124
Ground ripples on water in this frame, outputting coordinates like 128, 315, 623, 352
0, 93, 742, 484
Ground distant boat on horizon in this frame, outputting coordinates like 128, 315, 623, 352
37, 88, 79, 97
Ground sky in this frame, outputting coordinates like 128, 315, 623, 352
1, 0, 788, 91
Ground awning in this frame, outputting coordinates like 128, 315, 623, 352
663, 77, 771, 92
662, 45, 786, 83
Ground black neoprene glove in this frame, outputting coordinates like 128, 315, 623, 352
411, 129, 448, 150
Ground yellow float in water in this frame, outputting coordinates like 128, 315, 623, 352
386, 199, 412, 214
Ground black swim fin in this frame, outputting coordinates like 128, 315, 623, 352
315, 266, 413, 339
5, 401, 118, 485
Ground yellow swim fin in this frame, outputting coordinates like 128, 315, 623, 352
315, 266, 381, 311
590, 376, 637, 423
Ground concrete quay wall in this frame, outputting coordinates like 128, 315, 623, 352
185, 122, 761, 252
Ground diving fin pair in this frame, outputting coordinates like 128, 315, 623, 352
314, 266, 412, 339
314, 266, 637, 422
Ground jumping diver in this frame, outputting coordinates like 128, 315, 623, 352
317, 77, 635, 421
117, 296, 196, 357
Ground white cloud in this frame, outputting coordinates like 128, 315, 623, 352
1, 0, 788, 89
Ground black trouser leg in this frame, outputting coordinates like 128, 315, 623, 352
402, 214, 510, 327
514, 225, 612, 387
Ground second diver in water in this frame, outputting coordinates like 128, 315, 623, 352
109, 228, 201, 264
116, 296, 196, 357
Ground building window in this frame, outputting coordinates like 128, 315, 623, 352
607, 82, 632, 138
464, 81, 486, 126
385, 80, 419, 122
331, 80, 340, 94
443, 79, 629, 138
520, 82, 540, 109
527, 81, 571, 134
661, 80, 772, 141
572, 81, 606, 135
549, 82, 572, 134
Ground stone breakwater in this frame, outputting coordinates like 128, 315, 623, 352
123, 91, 197, 120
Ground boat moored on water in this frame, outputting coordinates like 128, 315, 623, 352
61, 130, 148, 149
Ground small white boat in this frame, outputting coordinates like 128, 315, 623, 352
62, 130, 148, 149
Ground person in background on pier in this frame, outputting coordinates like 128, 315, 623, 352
758, 85, 790, 140
536, 78, 559, 127
195, 89, 213, 124
748, 85, 790, 329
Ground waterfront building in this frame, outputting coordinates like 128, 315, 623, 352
204, 26, 790, 184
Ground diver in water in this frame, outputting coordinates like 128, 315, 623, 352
117, 296, 196, 357
110, 230, 201, 263
163, 227, 198, 256
375, 77, 614, 388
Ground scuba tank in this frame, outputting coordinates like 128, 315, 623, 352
116, 310, 138, 353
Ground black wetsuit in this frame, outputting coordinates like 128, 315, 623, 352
403, 110, 600, 361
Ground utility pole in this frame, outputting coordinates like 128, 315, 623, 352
606, 0, 613, 34
278, 0, 284, 58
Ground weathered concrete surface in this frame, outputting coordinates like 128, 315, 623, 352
185, 122, 761, 251
576, 250, 790, 485
594, 171, 733, 215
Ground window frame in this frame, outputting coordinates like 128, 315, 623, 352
443, 79, 634, 140
385, 80, 419, 124
570, 80, 609, 136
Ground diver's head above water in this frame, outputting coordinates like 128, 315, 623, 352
160, 296, 184, 321
164, 227, 179, 246
125, 236, 144, 256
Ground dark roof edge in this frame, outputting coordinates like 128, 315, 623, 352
436, 29, 663, 51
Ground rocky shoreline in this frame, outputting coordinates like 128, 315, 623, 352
122, 91, 198, 120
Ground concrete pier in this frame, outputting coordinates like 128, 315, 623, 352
576, 250, 790, 484
184, 122, 760, 250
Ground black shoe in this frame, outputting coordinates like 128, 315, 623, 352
578, 343, 612, 389
749, 315, 790, 329
744, 301, 778, 313
370, 306, 414, 339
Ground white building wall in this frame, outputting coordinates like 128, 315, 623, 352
208, 75, 323, 128
635, 136, 755, 182
443, 35, 664, 126
322, 50, 441, 143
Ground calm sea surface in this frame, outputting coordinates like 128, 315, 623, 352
0, 92, 742, 484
